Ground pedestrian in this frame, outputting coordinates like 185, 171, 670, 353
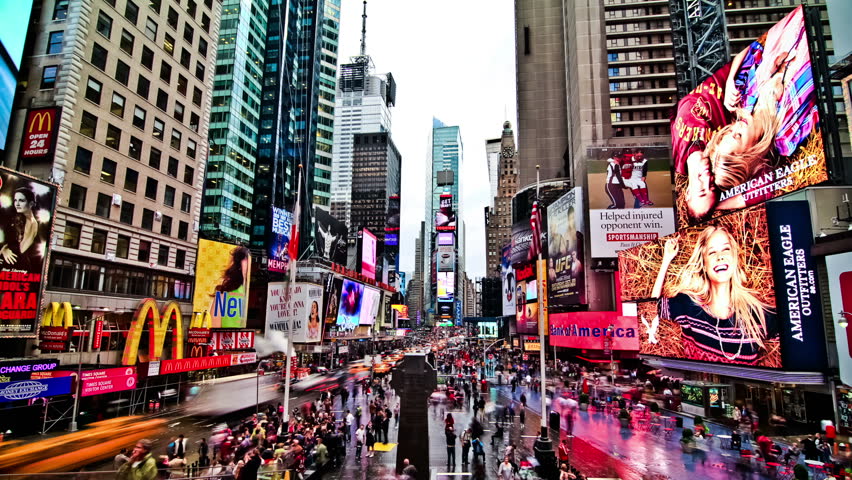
445, 412, 455, 432
471, 436, 485, 466
344, 409, 354, 444
382, 407, 391, 443
314, 437, 330, 472
461, 428, 472, 465
117, 439, 157, 480
497, 456, 514, 480
394, 402, 400, 427
446, 426, 457, 466
520, 392, 527, 408
366, 422, 376, 457
519, 404, 526, 426
114, 448, 130, 470
402, 458, 418, 478
198, 438, 210, 467
355, 424, 366, 459
558, 437, 571, 467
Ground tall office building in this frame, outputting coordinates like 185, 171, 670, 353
3, 0, 220, 354
407, 221, 425, 322
485, 138, 500, 208
200, 0, 267, 244
484, 121, 517, 278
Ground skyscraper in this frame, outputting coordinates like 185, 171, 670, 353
485, 121, 518, 278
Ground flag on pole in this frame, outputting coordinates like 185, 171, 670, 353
530, 200, 542, 258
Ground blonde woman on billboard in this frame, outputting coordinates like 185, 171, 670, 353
209, 246, 250, 328
646, 226, 776, 364
0, 187, 43, 273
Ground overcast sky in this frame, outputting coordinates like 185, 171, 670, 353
337, 0, 517, 279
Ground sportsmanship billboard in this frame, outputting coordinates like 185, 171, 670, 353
501, 244, 515, 316
314, 207, 348, 265
269, 206, 293, 273
193, 239, 251, 328
671, 6, 827, 227
359, 228, 377, 280
619, 206, 779, 367
546, 187, 585, 306
0, 168, 58, 334
436, 194, 456, 231
587, 146, 676, 259
266, 282, 324, 343
336, 279, 364, 330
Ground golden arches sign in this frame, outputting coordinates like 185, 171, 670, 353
122, 298, 185, 366
41, 302, 74, 328
191, 311, 212, 328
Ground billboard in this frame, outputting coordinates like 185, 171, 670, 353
0, 1, 33, 151
827, 252, 852, 386
514, 261, 538, 335
80, 367, 138, 397
500, 244, 515, 316
324, 277, 343, 324
546, 187, 586, 306
549, 312, 639, 351
0, 376, 72, 403
511, 220, 535, 265
19, 107, 62, 162
478, 321, 498, 338
360, 228, 377, 280
210, 330, 255, 350
765, 201, 826, 370
619, 206, 778, 367
193, 239, 251, 328
671, 6, 827, 226
336, 279, 364, 330
266, 282, 324, 343
359, 287, 381, 325
436, 194, 456, 231
437, 232, 454, 246
587, 146, 676, 259
437, 245, 454, 272
315, 207, 348, 265
269, 206, 293, 273
437, 272, 455, 301
0, 168, 58, 334
386, 195, 400, 232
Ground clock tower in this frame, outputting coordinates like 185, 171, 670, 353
485, 121, 519, 280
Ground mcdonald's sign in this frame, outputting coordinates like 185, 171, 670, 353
19, 107, 61, 160
38, 302, 74, 352
122, 298, 184, 366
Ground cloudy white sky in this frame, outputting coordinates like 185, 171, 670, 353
337, 0, 517, 279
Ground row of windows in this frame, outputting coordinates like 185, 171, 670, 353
612, 125, 668, 137
50, 256, 193, 301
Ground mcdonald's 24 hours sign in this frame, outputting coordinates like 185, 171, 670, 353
19, 107, 61, 161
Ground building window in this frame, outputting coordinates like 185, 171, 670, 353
85, 77, 102, 104
149, 0, 161, 13
124, 168, 139, 192
170, 129, 181, 150
110, 92, 125, 117
175, 249, 186, 269
74, 146, 92, 174
80, 111, 97, 138
95, 193, 111, 218
47, 32, 63, 54
120, 201, 135, 225
153, 118, 164, 141
136, 76, 150, 100
115, 60, 130, 85
145, 18, 158, 41
156, 89, 168, 111
53, 0, 69, 20
138, 239, 151, 262
145, 177, 158, 200
157, 245, 169, 266
124, 0, 139, 24
167, 7, 178, 29
120, 29, 135, 55
141, 46, 154, 70
167, 157, 179, 177
183, 166, 194, 184
90, 43, 107, 70
105, 124, 121, 150
141, 208, 154, 230
177, 75, 188, 96
68, 184, 86, 211
91, 229, 107, 254
40, 66, 58, 89
149, 147, 162, 169
180, 193, 191, 213
163, 33, 175, 56
160, 215, 172, 236
173, 102, 184, 122
177, 221, 188, 240
132, 106, 146, 130
164, 185, 175, 207
194, 61, 204, 80
100, 158, 117, 184
116, 235, 130, 259
198, 37, 208, 56
63, 222, 82, 248
192, 87, 202, 106
186, 139, 196, 159
160, 61, 172, 82
189, 113, 199, 132
180, 48, 191, 68
129, 136, 142, 160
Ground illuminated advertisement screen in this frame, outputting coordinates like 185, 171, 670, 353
549, 312, 638, 351
386, 195, 400, 232
511, 220, 534, 265
0, 1, 33, 151
619, 206, 779, 367
269, 206, 293, 273
478, 322, 498, 338
515, 261, 538, 335
193, 239, 251, 328
437, 245, 453, 272
359, 287, 381, 325
501, 243, 515, 316
360, 228, 377, 280
437, 272, 455, 301
323, 278, 343, 324
671, 5, 827, 227
385, 233, 398, 247
336, 279, 364, 330
546, 188, 586, 305
681, 384, 704, 407
314, 207, 348, 265
437, 232, 454, 246
436, 194, 456, 231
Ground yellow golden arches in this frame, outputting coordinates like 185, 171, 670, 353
121, 298, 185, 366
190, 311, 212, 328
41, 302, 74, 328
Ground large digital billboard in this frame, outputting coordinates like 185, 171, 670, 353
546, 187, 586, 306
0, 168, 57, 334
437, 245, 453, 272
511, 220, 534, 265
324, 277, 343, 324
671, 6, 827, 226
314, 207, 348, 265
478, 321, 498, 338
193, 240, 251, 328
336, 279, 364, 330
587, 146, 676, 259
359, 287, 381, 325
619, 206, 779, 367
386, 195, 400, 232
437, 232, 454, 246
437, 272, 455, 301
514, 261, 538, 335
549, 312, 639, 351
0, 1, 33, 152
436, 194, 456, 231
501, 243, 515, 316
269, 206, 293, 273
360, 228, 377, 280
265, 282, 324, 343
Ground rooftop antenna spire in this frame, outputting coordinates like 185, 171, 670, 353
360, 0, 368, 57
